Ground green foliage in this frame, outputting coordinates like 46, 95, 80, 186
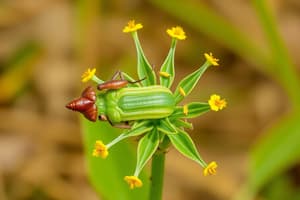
172, 119, 193, 130
170, 103, 210, 119
76, 19, 222, 200
159, 39, 177, 88
168, 128, 207, 167
173, 62, 210, 104
157, 118, 177, 135
132, 32, 156, 86
81, 119, 149, 200
0, 42, 42, 103
106, 121, 153, 148
249, 112, 300, 194
135, 128, 160, 176
251, 0, 300, 108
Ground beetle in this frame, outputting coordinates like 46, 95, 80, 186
66, 72, 176, 128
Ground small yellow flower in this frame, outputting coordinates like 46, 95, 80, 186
203, 161, 218, 176
208, 94, 226, 111
159, 71, 171, 78
123, 20, 143, 33
124, 176, 143, 189
183, 105, 188, 115
92, 140, 109, 159
166, 26, 186, 40
204, 53, 219, 66
179, 87, 186, 97
81, 68, 96, 83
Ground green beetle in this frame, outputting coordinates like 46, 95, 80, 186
66, 79, 176, 128
97, 85, 175, 123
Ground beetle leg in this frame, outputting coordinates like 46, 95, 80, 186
111, 70, 124, 80
106, 117, 131, 129
127, 77, 146, 84
113, 123, 132, 129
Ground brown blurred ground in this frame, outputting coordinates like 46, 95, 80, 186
0, 0, 300, 199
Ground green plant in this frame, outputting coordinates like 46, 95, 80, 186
67, 20, 226, 200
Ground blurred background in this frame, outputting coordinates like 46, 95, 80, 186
1, 0, 300, 199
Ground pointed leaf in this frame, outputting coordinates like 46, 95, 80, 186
168, 128, 206, 167
170, 102, 210, 119
159, 39, 177, 88
107, 121, 153, 148
173, 63, 210, 104
134, 128, 160, 175
157, 118, 177, 135
171, 119, 193, 130
132, 32, 156, 86
81, 119, 149, 200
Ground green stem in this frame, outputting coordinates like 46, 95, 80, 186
149, 136, 170, 200
149, 151, 165, 200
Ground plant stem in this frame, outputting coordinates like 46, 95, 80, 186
149, 150, 166, 200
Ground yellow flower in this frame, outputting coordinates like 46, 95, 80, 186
92, 140, 109, 159
204, 53, 219, 66
123, 20, 143, 33
203, 161, 218, 176
179, 87, 186, 97
81, 68, 96, 83
159, 71, 170, 78
166, 26, 186, 40
124, 176, 143, 189
208, 94, 226, 111
183, 105, 188, 115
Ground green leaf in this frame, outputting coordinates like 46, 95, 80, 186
249, 112, 300, 195
107, 121, 153, 148
173, 63, 210, 104
159, 39, 177, 88
81, 118, 149, 200
251, 0, 300, 108
157, 118, 177, 135
171, 119, 193, 130
168, 128, 207, 167
122, 72, 141, 87
132, 32, 156, 86
134, 128, 160, 175
170, 102, 210, 119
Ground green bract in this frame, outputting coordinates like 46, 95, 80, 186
76, 21, 225, 189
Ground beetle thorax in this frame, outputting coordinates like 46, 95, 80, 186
95, 94, 106, 116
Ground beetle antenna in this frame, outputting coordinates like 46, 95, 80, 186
127, 77, 146, 84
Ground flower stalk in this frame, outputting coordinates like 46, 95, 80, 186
149, 150, 166, 200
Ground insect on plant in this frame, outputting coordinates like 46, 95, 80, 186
66, 20, 226, 195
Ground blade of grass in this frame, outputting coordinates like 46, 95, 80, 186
82, 118, 149, 200
251, 0, 300, 109
248, 112, 300, 195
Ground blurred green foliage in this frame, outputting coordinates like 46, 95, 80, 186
0, 42, 42, 104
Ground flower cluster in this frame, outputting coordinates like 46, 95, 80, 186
67, 20, 226, 189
